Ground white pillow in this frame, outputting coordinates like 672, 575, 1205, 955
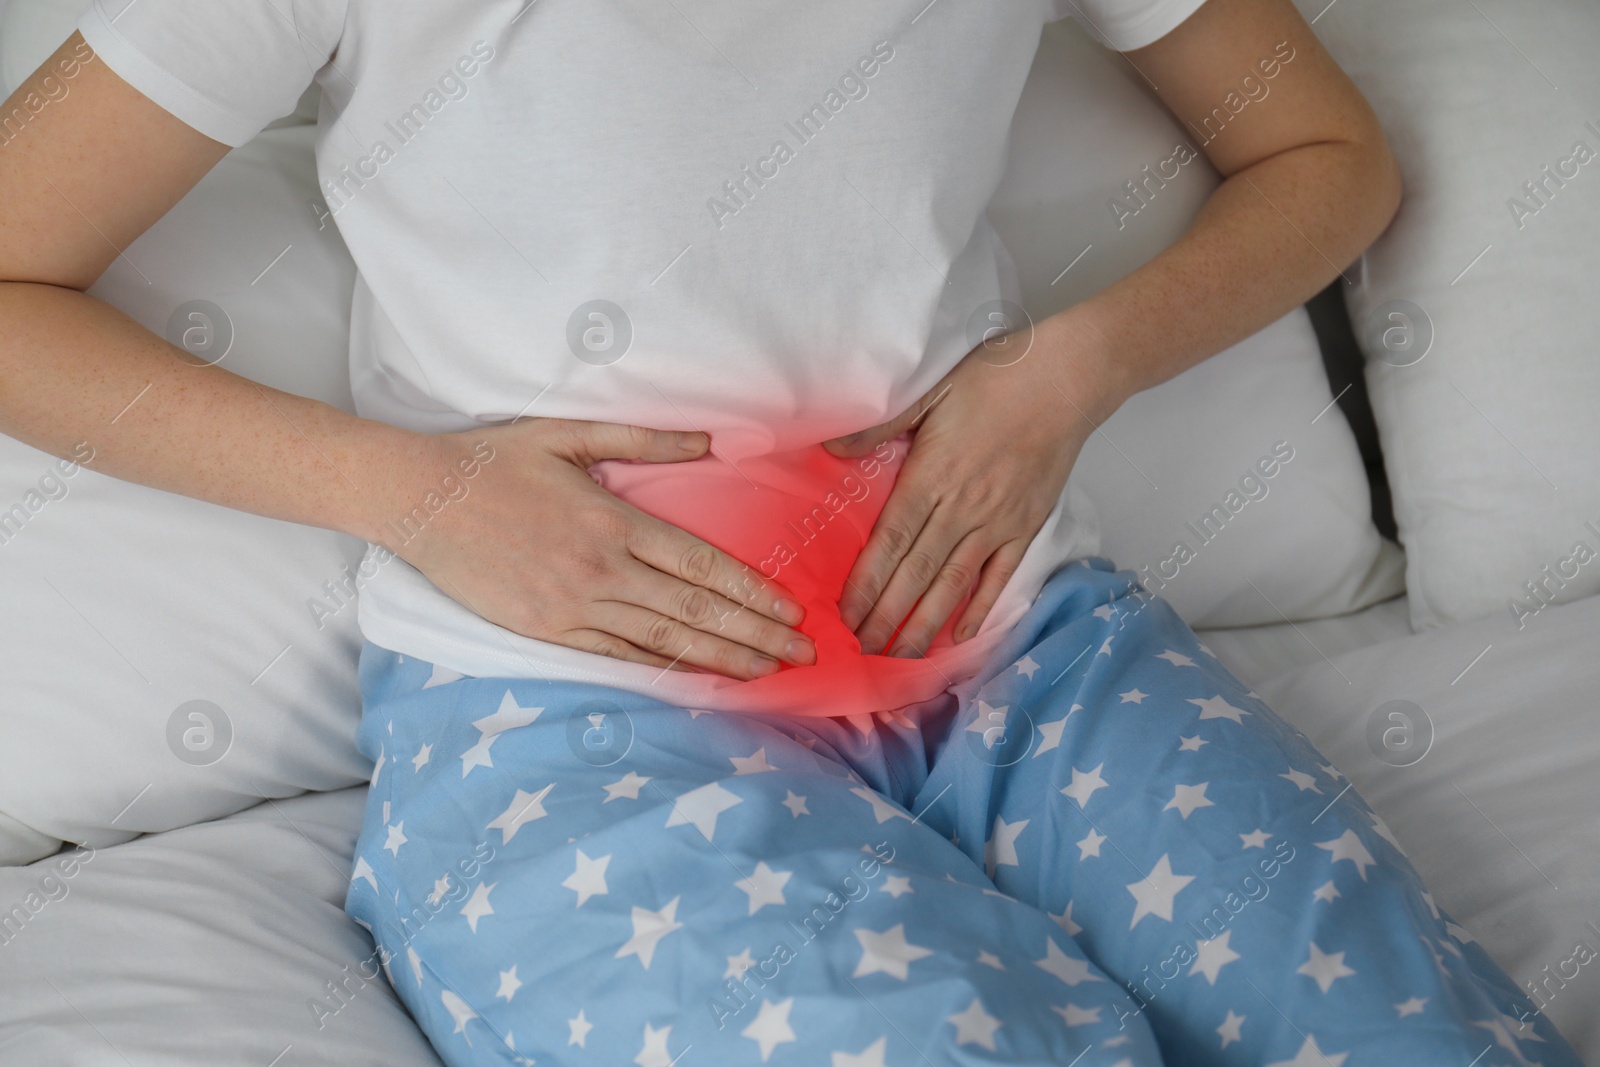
1295, 0, 1600, 630
0, 10, 368, 863
989, 18, 1404, 627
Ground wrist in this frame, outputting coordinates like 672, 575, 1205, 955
339, 420, 460, 549
1035, 304, 1133, 427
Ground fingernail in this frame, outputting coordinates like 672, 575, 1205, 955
773, 599, 804, 625
786, 638, 816, 666
955, 624, 974, 643
839, 604, 861, 631
751, 656, 781, 678
835, 432, 864, 449
676, 432, 705, 453
889, 644, 919, 659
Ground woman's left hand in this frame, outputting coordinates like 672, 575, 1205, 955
821, 315, 1123, 658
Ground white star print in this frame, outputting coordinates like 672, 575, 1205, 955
1060, 763, 1110, 807
1054, 1003, 1101, 1026
832, 1036, 889, 1067
407, 946, 423, 987
427, 875, 453, 906
947, 997, 1002, 1050
460, 882, 496, 933
1473, 1011, 1545, 1065
1265, 1034, 1346, 1067
1280, 767, 1322, 793
1093, 603, 1117, 621
496, 965, 522, 1001
1187, 695, 1250, 724
1189, 931, 1241, 984
1420, 890, 1440, 919
1156, 649, 1197, 667
1119, 688, 1148, 704
736, 862, 792, 915
1097, 636, 1114, 655
1217, 1010, 1245, 1048
441, 990, 478, 1045
1178, 734, 1208, 751
1035, 937, 1103, 986
984, 815, 1028, 876
412, 743, 432, 770
616, 898, 683, 970
725, 948, 755, 979
1445, 921, 1476, 944
1164, 782, 1214, 819
665, 782, 743, 840
781, 791, 810, 818
1316, 829, 1376, 881
422, 662, 463, 688
1312, 879, 1340, 903
1015, 654, 1041, 679
853, 924, 934, 980
1298, 941, 1357, 992
977, 950, 1005, 970
635, 1022, 674, 1067
370, 745, 385, 788
1033, 711, 1073, 757
459, 691, 543, 777
562, 849, 611, 907
596, 773, 649, 806
1052, 901, 1083, 936
965, 701, 1011, 750
568, 1009, 593, 1047
1077, 829, 1106, 860
1127, 854, 1195, 929
849, 786, 912, 823
1395, 996, 1427, 1017
486, 784, 553, 844
383, 821, 408, 855
731, 747, 777, 775
742, 998, 797, 1061
881, 875, 913, 898
382, 800, 390, 824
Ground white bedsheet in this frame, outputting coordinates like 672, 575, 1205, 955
0, 787, 443, 1066
1245, 595, 1600, 1058
2, 595, 1594, 1064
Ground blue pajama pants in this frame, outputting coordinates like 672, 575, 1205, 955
346, 558, 1579, 1066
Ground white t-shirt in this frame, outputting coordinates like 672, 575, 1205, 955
79, 0, 1208, 711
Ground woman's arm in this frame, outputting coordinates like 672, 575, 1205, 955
0, 33, 815, 679
826, 0, 1401, 658
1054, 0, 1402, 405
0, 32, 413, 541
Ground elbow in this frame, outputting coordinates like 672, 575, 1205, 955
1356, 118, 1404, 247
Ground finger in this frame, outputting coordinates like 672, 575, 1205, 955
625, 510, 809, 630
561, 627, 684, 671
546, 418, 709, 466
837, 475, 938, 635
821, 380, 953, 459
592, 601, 783, 681
854, 503, 967, 657
884, 531, 997, 658
628, 564, 816, 666
951, 541, 1027, 643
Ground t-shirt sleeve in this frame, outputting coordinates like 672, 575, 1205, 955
1047, 0, 1211, 51
76, 0, 349, 147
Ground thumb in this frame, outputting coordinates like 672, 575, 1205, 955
547, 419, 709, 467
822, 380, 951, 458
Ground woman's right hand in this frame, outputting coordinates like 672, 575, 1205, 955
371, 418, 816, 681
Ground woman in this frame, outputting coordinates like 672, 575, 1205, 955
0, 0, 1579, 1062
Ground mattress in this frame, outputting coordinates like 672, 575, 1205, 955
2, 593, 1594, 1064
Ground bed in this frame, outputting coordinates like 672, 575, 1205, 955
3, 0, 1597, 1062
